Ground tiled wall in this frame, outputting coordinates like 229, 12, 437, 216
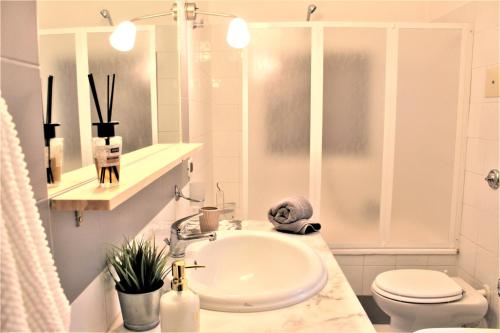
207, 25, 243, 215
157, 24, 182, 143
431, 1, 499, 328
335, 254, 458, 295
188, 24, 215, 204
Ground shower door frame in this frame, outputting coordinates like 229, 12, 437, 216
242, 21, 473, 252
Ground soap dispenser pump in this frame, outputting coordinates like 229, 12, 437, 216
160, 260, 203, 332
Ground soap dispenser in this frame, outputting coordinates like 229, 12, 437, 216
160, 260, 202, 332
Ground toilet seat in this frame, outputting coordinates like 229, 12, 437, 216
373, 269, 464, 304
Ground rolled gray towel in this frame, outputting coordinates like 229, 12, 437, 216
267, 196, 321, 234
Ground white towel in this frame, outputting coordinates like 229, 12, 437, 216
0, 96, 70, 332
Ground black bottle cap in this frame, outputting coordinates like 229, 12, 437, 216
92, 121, 119, 138
44, 123, 60, 144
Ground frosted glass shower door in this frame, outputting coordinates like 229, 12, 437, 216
247, 27, 311, 220
389, 28, 463, 247
321, 28, 387, 247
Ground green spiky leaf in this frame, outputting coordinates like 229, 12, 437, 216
106, 236, 170, 294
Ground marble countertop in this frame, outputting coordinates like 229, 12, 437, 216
110, 220, 376, 333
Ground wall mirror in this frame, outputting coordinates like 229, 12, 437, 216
36, 1, 181, 196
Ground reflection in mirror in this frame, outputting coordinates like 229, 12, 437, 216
37, 1, 181, 192
39, 34, 81, 172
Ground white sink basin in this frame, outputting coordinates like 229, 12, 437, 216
185, 230, 327, 312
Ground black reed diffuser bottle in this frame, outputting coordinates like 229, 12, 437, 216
88, 73, 122, 187
43, 75, 64, 186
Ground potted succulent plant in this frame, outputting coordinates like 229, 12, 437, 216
107, 238, 170, 331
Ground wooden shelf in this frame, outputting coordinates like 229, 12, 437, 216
47, 144, 175, 199
50, 143, 202, 212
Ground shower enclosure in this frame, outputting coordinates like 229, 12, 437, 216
242, 22, 472, 251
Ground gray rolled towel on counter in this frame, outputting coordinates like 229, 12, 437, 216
267, 196, 321, 234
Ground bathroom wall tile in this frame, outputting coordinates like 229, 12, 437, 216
364, 255, 396, 266
465, 138, 484, 174
458, 236, 478, 276
474, 247, 498, 293
193, 52, 212, 78
211, 78, 242, 106
157, 78, 180, 106
463, 171, 483, 207
158, 131, 181, 143
478, 173, 499, 214
427, 254, 458, 266
457, 267, 477, 287
428, 1, 473, 23
477, 103, 499, 142
472, 27, 499, 68
69, 271, 107, 332
156, 25, 177, 53
429, 265, 458, 276
0, 1, 39, 64
149, 197, 177, 224
460, 204, 480, 243
0, 59, 48, 202
210, 51, 242, 79
395, 255, 428, 266
215, 181, 240, 208
334, 255, 364, 266
340, 266, 363, 295
212, 104, 242, 132
213, 131, 242, 157
427, 2, 466, 21
213, 156, 240, 183
469, 67, 485, 103
474, 1, 499, 32
207, 25, 234, 52
395, 265, 427, 270
477, 207, 499, 254
362, 266, 395, 295
157, 51, 179, 79
483, 137, 499, 172
158, 104, 180, 132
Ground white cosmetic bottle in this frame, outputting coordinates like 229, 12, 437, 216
160, 260, 201, 332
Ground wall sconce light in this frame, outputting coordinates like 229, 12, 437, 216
102, 2, 250, 52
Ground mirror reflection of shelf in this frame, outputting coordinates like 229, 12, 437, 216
47, 144, 181, 199
50, 143, 202, 216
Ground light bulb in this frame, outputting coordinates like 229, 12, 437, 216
226, 18, 250, 49
109, 21, 137, 52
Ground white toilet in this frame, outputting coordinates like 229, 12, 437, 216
371, 269, 488, 332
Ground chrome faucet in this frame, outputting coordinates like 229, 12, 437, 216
165, 213, 217, 258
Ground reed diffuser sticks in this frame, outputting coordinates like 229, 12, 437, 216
46, 75, 54, 184
43, 75, 63, 185
88, 73, 121, 187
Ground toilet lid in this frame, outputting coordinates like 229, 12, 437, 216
373, 270, 463, 303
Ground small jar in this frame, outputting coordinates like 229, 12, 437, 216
45, 138, 63, 186
92, 136, 122, 187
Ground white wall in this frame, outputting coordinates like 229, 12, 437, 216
431, 1, 499, 328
